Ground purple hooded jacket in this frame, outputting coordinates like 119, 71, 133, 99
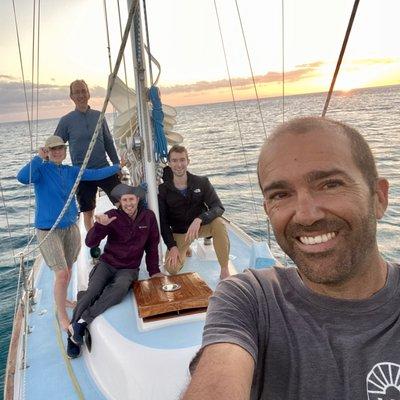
85, 206, 160, 276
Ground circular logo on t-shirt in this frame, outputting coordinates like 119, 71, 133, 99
367, 362, 400, 400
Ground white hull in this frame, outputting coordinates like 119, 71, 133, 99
6, 195, 275, 399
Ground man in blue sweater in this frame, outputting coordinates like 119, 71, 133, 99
17, 135, 120, 333
55, 79, 120, 232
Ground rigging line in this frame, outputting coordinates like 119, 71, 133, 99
142, 0, 154, 85
31, 0, 36, 140
116, 1, 141, 187
117, 0, 135, 163
0, 178, 17, 265
21, 264, 30, 399
117, 0, 131, 91
103, 0, 124, 166
35, 0, 41, 142
117, 0, 130, 85
278, 0, 285, 255
281, 0, 285, 124
145, 44, 161, 85
12, 254, 40, 379
322, 0, 360, 117
103, 0, 113, 73
102, 0, 117, 139
12, 0, 36, 251
213, 0, 263, 239
11, 256, 26, 365
20, 0, 140, 258
11, 0, 36, 256
28, 0, 40, 269
33, 0, 41, 288
234, 0, 267, 139
11, 0, 33, 141
53, 308, 85, 399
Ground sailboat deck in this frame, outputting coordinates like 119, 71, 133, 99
16, 201, 275, 399
20, 262, 107, 400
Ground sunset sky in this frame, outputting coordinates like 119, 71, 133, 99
0, 0, 399, 123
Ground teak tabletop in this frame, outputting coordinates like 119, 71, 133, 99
133, 272, 213, 319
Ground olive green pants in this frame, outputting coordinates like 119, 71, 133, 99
165, 217, 230, 275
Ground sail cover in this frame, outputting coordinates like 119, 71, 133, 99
109, 76, 183, 145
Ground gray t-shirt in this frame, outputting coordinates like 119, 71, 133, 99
55, 108, 119, 169
197, 263, 400, 400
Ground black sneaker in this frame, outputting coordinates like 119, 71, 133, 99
204, 237, 212, 245
69, 321, 87, 345
84, 327, 92, 353
90, 246, 101, 259
67, 336, 81, 359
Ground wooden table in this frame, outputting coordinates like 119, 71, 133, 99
133, 272, 213, 319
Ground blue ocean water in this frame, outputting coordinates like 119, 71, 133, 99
0, 85, 399, 392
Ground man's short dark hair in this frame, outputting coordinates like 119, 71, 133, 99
70, 79, 89, 96
258, 116, 378, 193
167, 145, 188, 161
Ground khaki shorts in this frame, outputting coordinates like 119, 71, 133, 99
36, 224, 81, 271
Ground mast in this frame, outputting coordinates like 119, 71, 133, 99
127, 0, 160, 221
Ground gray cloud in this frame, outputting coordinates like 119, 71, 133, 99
0, 74, 16, 80
0, 79, 68, 104
0, 78, 106, 120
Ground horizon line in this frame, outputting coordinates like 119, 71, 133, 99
0, 82, 398, 125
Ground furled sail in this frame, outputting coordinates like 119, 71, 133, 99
109, 76, 183, 146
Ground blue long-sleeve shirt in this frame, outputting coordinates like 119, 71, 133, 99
17, 156, 120, 229
55, 107, 119, 168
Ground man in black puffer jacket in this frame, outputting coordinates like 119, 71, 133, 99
158, 145, 230, 279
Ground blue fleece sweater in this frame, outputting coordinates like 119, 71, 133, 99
55, 107, 119, 168
17, 156, 120, 229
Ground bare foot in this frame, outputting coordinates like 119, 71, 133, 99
59, 318, 71, 332
186, 248, 192, 257
219, 267, 231, 280
66, 299, 77, 309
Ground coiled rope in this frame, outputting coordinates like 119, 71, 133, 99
150, 86, 168, 163
143, 0, 167, 164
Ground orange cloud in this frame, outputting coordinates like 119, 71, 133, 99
1, 57, 399, 122
159, 58, 400, 106
160, 62, 322, 96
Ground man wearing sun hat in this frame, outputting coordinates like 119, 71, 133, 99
67, 183, 163, 358
17, 135, 121, 336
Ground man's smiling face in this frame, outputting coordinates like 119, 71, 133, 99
168, 150, 189, 178
259, 128, 387, 285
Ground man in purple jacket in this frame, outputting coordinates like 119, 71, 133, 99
67, 183, 163, 358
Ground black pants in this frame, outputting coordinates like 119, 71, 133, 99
72, 260, 139, 324
77, 173, 120, 212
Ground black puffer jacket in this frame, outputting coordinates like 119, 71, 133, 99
158, 171, 225, 249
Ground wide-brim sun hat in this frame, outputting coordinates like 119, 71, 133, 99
111, 183, 146, 200
45, 135, 67, 149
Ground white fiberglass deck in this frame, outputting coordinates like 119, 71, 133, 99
15, 198, 275, 400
